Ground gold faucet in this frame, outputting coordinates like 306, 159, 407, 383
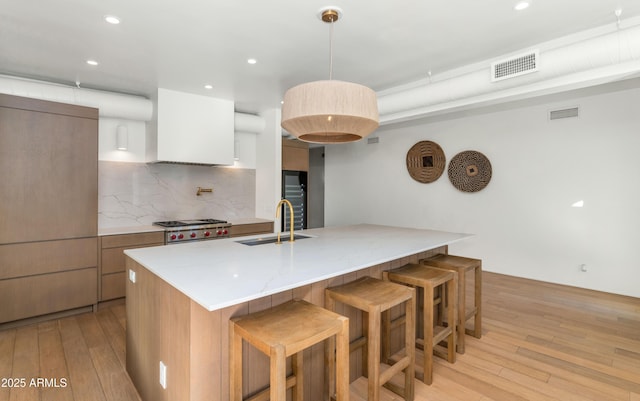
196, 187, 213, 196
275, 199, 295, 244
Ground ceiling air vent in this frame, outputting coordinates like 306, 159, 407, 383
491, 50, 539, 82
549, 107, 579, 120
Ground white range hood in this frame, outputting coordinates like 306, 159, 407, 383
149, 88, 235, 165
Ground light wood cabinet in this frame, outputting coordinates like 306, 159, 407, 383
99, 231, 165, 301
229, 221, 274, 238
0, 238, 98, 324
103, 227, 273, 302
282, 139, 309, 171
0, 94, 98, 244
0, 94, 99, 325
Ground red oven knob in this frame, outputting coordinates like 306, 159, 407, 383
190, 232, 197, 238
216, 230, 222, 236
178, 233, 184, 239
204, 231, 211, 237
170, 234, 177, 240
223, 229, 228, 235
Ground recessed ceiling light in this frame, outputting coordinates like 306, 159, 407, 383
204, 84, 213, 90
104, 15, 121, 24
86, 60, 99, 66
514, 1, 530, 11
247, 58, 257, 65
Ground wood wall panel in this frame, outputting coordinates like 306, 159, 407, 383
189, 304, 220, 401
125, 258, 191, 401
126, 244, 448, 401
125, 258, 143, 400
282, 139, 309, 172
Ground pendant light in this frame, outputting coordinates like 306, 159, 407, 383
281, 8, 379, 144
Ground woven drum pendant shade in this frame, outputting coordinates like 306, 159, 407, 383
281, 80, 379, 144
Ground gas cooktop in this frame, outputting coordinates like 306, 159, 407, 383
153, 219, 228, 228
153, 219, 231, 243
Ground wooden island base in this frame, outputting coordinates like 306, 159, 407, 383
125, 246, 446, 401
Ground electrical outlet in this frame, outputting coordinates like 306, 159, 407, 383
159, 361, 167, 389
129, 269, 136, 283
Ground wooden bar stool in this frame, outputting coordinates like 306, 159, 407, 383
229, 299, 349, 401
422, 254, 482, 354
383, 264, 457, 385
325, 277, 415, 401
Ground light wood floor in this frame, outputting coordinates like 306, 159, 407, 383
0, 301, 140, 401
1, 272, 639, 401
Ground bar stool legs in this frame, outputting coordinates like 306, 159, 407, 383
326, 277, 415, 401
422, 272, 456, 383
325, 313, 350, 401
384, 264, 457, 385
422, 254, 482, 354
230, 299, 349, 401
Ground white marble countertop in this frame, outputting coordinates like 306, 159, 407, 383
227, 217, 273, 225
98, 225, 165, 236
124, 224, 473, 312
98, 218, 273, 236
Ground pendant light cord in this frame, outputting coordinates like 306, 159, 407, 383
329, 18, 334, 80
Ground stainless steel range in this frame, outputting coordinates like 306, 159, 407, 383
153, 219, 231, 244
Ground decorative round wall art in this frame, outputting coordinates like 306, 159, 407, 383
448, 150, 492, 192
406, 141, 446, 183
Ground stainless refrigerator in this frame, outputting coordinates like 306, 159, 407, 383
282, 170, 307, 231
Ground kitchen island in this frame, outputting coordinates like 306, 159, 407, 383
124, 224, 472, 401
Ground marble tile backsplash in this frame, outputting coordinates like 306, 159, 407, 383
99, 161, 255, 228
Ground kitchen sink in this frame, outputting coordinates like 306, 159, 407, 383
235, 234, 313, 246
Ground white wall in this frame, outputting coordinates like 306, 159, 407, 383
255, 108, 282, 228
233, 132, 257, 169
308, 147, 325, 228
325, 85, 640, 298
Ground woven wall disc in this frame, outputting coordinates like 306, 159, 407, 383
448, 150, 492, 192
406, 141, 446, 183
